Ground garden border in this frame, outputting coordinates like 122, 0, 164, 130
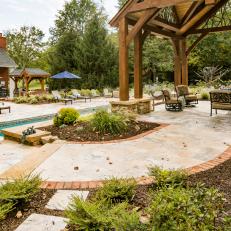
64, 123, 169, 144
40, 145, 231, 190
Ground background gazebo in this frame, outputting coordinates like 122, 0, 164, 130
10, 68, 50, 95
110, 0, 231, 102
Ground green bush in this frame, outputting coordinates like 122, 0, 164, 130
65, 198, 144, 231
28, 97, 39, 104
201, 91, 210, 100
80, 89, 92, 96
65, 197, 112, 230
0, 175, 41, 221
0, 202, 14, 220
91, 110, 128, 135
14, 96, 29, 104
148, 184, 225, 230
94, 178, 136, 206
149, 166, 187, 188
53, 108, 80, 127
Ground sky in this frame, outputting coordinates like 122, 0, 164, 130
0, 0, 118, 39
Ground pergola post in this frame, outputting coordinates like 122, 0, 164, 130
134, 30, 143, 99
173, 38, 188, 86
39, 79, 45, 92
119, 17, 129, 101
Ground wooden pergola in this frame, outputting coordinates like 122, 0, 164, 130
10, 68, 50, 94
110, 0, 231, 101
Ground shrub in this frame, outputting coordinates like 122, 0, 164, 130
0, 175, 41, 221
14, 96, 29, 104
0, 175, 41, 204
91, 110, 128, 135
65, 198, 144, 231
148, 184, 226, 230
65, 197, 112, 230
201, 91, 210, 100
149, 166, 187, 188
28, 97, 39, 104
80, 89, 92, 96
53, 108, 80, 127
0, 202, 14, 220
94, 178, 136, 206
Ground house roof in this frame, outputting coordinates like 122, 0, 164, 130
10, 68, 50, 77
0, 48, 17, 68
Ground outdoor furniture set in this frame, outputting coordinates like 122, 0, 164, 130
162, 85, 198, 112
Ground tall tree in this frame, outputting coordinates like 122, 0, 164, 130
50, 0, 97, 42
77, 13, 118, 88
6, 26, 44, 68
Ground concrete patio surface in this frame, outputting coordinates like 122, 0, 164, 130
0, 97, 112, 122
29, 101, 231, 182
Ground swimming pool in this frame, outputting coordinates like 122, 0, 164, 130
0, 105, 108, 137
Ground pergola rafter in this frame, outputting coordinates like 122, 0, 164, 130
110, 0, 231, 101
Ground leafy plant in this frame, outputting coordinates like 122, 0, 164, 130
53, 108, 80, 126
65, 197, 112, 231
94, 178, 136, 206
0, 202, 14, 221
201, 91, 210, 100
149, 166, 187, 188
0, 175, 41, 221
65, 197, 144, 231
91, 110, 129, 135
0, 175, 41, 204
148, 184, 226, 230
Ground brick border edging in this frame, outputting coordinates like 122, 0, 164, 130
40, 145, 231, 190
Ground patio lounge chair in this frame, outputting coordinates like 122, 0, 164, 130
71, 89, 91, 102
162, 89, 183, 111
52, 91, 73, 105
0, 105, 10, 114
175, 85, 198, 106
103, 88, 112, 98
91, 90, 101, 98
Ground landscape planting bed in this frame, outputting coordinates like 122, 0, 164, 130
39, 121, 160, 142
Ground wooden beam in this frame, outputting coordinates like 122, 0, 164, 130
141, 30, 150, 44
189, 25, 231, 34
181, 0, 203, 24
110, 0, 138, 27
128, 0, 194, 13
177, 5, 214, 35
127, 17, 182, 39
126, 8, 159, 46
134, 30, 143, 99
152, 17, 180, 32
205, 0, 217, 5
186, 32, 208, 56
119, 17, 129, 101
185, 0, 229, 35
180, 39, 188, 85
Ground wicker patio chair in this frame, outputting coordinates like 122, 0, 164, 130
176, 85, 198, 105
162, 89, 183, 111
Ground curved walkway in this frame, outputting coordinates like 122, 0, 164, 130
33, 102, 231, 183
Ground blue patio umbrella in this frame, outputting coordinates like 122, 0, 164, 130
51, 71, 81, 79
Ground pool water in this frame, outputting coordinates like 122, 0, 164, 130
0, 116, 52, 137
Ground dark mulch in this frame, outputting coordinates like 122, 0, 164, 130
39, 121, 160, 142
188, 157, 231, 217
0, 189, 63, 231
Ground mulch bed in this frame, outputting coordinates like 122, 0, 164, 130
1, 158, 230, 230
39, 121, 160, 142
0, 189, 61, 231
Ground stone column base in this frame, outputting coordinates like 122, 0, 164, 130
110, 98, 153, 115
